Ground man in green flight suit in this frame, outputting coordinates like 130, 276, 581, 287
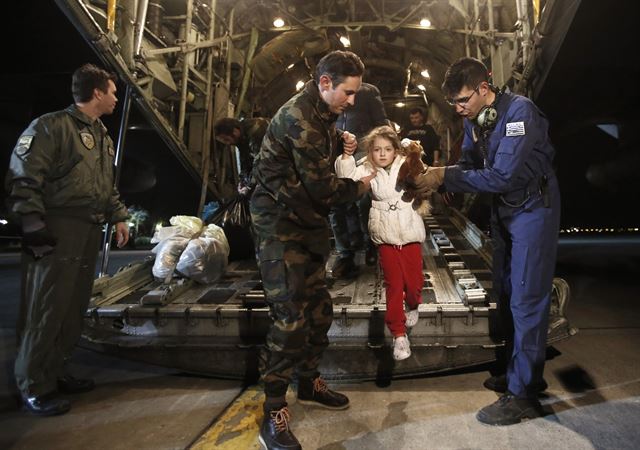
250, 50, 375, 450
5, 63, 130, 416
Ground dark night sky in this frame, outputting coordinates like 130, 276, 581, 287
1, 1, 639, 231
0, 1, 202, 229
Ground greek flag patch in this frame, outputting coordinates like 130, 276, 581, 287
506, 121, 525, 136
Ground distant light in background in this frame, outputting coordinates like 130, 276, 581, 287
420, 69, 430, 78
419, 18, 431, 27
417, 84, 426, 91
395, 102, 405, 108
296, 80, 305, 91
339, 36, 351, 47
0, 219, 8, 225
560, 227, 640, 234
287, 63, 295, 69
273, 17, 285, 28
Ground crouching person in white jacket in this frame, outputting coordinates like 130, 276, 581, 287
336, 125, 427, 360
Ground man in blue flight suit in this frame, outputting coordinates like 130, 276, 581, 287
408, 57, 561, 425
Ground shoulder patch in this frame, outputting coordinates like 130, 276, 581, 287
80, 131, 95, 150
506, 121, 525, 137
15, 135, 34, 157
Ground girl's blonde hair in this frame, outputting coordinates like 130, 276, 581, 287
361, 125, 403, 166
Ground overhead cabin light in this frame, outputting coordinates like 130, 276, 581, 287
287, 63, 295, 69
417, 84, 426, 91
420, 69, 430, 78
296, 80, 305, 91
339, 36, 351, 47
273, 17, 285, 28
420, 18, 431, 27
395, 102, 405, 108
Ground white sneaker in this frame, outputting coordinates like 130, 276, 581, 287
406, 308, 419, 328
393, 335, 411, 361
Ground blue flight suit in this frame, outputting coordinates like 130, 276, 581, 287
443, 91, 561, 398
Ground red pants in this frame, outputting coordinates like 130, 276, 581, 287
378, 242, 424, 337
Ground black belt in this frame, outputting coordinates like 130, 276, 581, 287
499, 175, 550, 208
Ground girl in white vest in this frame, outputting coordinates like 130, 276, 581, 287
336, 125, 427, 360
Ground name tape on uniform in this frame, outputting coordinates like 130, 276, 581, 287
506, 121, 525, 137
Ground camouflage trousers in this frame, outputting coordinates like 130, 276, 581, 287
256, 238, 333, 398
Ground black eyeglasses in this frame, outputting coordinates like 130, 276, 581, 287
446, 86, 479, 106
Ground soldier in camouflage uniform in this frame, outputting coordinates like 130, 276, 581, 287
250, 50, 375, 450
5, 64, 129, 416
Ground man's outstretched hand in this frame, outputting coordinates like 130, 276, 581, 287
405, 166, 446, 198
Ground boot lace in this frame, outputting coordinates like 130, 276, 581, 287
270, 406, 291, 433
313, 377, 329, 393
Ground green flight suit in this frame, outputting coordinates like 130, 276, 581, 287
6, 104, 128, 397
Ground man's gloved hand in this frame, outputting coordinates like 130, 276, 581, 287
22, 227, 58, 247
406, 166, 446, 198
21, 214, 57, 259
21, 214, 57, 247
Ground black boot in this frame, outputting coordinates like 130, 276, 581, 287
483, 374, 548, 394
331, 257, 359, 279
297, 377, 349, 410
259, 404, 301, 450
476, 392, 543, 426
22, 392, 71, 417
365, 243, 377, 266
58, 374, 95, 394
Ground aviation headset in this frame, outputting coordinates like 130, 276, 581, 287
474, 85, 504, 165
473, 85, 503, 131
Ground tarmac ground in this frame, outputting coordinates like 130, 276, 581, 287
1, 239, 639, 450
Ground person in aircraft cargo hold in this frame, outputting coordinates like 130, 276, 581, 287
330, 82, 389, 278
250, 50, 375, 450
335, 127, 428, 362
214, 116, 270, 192
5, 63, 130, 417
401, 106, 442, 167
406, 56, 561, 426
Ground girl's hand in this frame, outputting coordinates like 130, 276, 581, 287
359, 169, 377, 190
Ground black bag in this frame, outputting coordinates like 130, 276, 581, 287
210, 195, 254, 261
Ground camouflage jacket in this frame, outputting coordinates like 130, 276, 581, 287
5, 104, 128, 224
251, 80, 366, 239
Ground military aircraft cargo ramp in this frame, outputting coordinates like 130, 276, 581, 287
83, 208, 574, 382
